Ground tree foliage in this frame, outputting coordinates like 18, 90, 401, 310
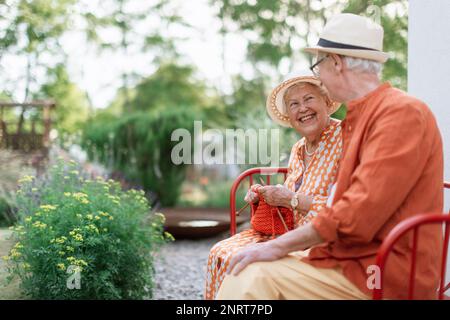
36, 64, 90, 135
214, 0, 408, 89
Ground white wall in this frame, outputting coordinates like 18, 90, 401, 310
408, 0, 450, 212
408, 0, 450, 288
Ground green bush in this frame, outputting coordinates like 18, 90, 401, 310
0, 150, 35, 226
2, 159, 172, 299
81, 107, 198, 207
0, 197, 14, 227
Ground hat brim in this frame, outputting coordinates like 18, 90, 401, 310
304, 46, 389, 63
266, 76, 341, 128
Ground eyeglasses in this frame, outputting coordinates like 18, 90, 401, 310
309, 55, 328, 77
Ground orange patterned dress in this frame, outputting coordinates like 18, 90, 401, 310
204, 119, 343, 300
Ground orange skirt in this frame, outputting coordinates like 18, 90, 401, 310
204, 229, 273, 300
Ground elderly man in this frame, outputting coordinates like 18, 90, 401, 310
216, 13, 444, 300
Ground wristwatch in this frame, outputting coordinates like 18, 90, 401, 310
290, 194, 299, 211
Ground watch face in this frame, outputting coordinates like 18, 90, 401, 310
291, 196, 298, 208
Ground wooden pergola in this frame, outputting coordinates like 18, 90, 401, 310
0, 100, 56, 156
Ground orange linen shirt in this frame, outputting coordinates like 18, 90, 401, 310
303, 83, 444, 299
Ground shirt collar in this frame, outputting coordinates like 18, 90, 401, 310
347, 82, 391, 112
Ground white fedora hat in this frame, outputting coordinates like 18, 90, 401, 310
304, 13, 389, 63
266, 71, 340, 128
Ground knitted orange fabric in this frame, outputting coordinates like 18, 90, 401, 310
250, 189, 294, 237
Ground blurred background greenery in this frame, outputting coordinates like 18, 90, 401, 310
0, 0, 408, 214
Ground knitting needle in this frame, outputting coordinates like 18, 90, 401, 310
236, 177, 266, 216
236, 202, 250, 216
276, 207, 290, 233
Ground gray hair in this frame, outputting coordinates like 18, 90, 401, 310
317, 52, 382, 75
342, 56, 382, 75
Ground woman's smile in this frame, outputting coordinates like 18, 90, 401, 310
297, 113, 317, 124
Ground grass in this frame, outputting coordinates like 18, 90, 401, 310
0, 228, 23, 299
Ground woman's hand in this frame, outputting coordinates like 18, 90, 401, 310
226, 241, 287, 276
244, 184, 262, 204
259, 185, 295, 208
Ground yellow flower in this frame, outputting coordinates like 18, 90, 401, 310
40, 204, 57, 212
86, 214, 94, 220
25, 217, 32, 223
31, 188, 38, 192
94, 216, 100, 221
85, 224, 99, 233
57, 263, 66, 271
99, 211, 109, 217
71, 233, 83, 242
155, 213, 166, 223
66, 246, 74, 252
108, 216, 114, 221
10, 249, 21, 258
18, 175, 34, 184
2, 255, 10, 261
164, 232, 175, 241
22, 263, 31, 270
76, 214, 83, 219
64, 192, 71, 197
66, 256, 76, 263
72, 192, 88, 200
69, 170, 79, 175
58, 251, 66, 256
75, 259, 88, 267
32, 221, 47, 229
13, 242, 23, 249
55, 236, 67, 244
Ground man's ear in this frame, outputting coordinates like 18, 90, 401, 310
330, 54, 343, 73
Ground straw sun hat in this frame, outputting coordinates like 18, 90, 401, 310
266, 73, 340, 128
304, 13, 389, 63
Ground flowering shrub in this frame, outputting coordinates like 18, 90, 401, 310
2, 159, 172, 299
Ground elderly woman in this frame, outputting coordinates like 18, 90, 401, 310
204, 74, 343, 300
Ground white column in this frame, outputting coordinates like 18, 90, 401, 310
408, 0, 450, 288
408, 0, 450, 212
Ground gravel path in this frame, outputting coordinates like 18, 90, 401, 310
152, 222, 251, 300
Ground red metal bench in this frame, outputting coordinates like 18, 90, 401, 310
230, 168, 450, 299
373, 181, 450, 300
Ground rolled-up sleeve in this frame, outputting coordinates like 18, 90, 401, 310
312, 103, 429, 244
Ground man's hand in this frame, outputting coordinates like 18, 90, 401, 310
227, 241, 286, 276
226, 223, 325, 276
259, 185, 295, 208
